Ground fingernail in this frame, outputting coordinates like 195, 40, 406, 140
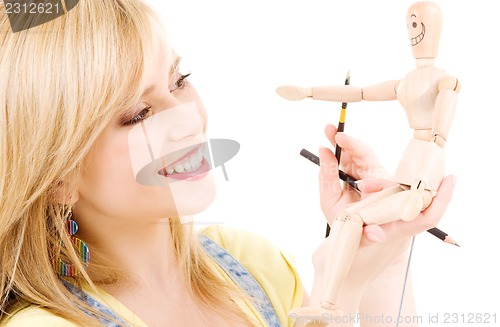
335, 132, 348, 145
318, 146, 328, 162
355, 180, 365, 191
366, 233, 383, 243
335, 132, 345, 139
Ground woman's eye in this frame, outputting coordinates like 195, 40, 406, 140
170, 73, 191, 93
122, 106, 152, 126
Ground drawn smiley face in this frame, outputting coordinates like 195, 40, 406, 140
405, 2, 442, 59
408, 13, 425, 47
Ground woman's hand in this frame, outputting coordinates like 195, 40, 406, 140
317, 123, 456, 248
309, 124, 456, 322
318, 124, 390, 242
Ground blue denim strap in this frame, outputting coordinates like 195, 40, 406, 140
199, 234, 281, 327
60, 279, 128, 326
61, 235, 282, 327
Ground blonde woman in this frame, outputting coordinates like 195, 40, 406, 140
0, 1, 455, 326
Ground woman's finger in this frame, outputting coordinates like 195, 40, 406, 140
335, 132, 375, 166
360, 224, 386, 246
335, 132, 387, 179
318, 146, 342, 220
356, 177, 398, 194
324, 123, 338, 149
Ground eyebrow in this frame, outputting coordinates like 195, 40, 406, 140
411, 14, 416, 17
141, 85, 155, 97
140, 56, 182, 98
170, 56, 182, 76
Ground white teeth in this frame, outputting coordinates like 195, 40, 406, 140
196, 149, 203, 162
164, 148, 204, 176
174, 164, 185, 173
189, 156, 197, 170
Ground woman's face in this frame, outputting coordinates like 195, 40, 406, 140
73, 43, 215, 224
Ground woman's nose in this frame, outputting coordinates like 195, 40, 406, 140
166, 102, 204, 141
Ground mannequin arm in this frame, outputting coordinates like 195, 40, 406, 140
276, 80, 398, 102
432, 76, 460, 147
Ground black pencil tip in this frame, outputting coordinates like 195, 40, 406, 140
455, 243, 460, 247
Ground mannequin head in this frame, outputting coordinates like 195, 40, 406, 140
406, 1, 442, 59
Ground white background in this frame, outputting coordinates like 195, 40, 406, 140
145, 0, 499, 325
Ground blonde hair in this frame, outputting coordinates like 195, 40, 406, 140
0, 1, 253, 325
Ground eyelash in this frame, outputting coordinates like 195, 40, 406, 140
122, 106, 152, 126
171, 73, 191, 93
122, 72, 191, 126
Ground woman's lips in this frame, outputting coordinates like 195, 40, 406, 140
162, 158, 210, 181
158, 146, 209, 181
134, 139, 238, 186
163, 145, 202, 169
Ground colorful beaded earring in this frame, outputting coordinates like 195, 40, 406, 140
58, 207, 90, 277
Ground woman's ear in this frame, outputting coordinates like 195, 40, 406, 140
54, 181, 80, 206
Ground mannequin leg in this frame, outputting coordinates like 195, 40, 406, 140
320, 186, 404, 310
322, 217, 363, 310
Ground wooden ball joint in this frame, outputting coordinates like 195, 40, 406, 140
277, 1, 460, 322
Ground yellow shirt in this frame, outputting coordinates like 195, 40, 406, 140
0, 226, 303, 326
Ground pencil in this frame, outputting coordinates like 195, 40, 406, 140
334, 71, 350, 163
300, 149, 359, 191
325, 71, 352, 237
299, 148, 459, 246
427, 227, 460, 247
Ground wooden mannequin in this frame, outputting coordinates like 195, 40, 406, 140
277, 1, 460, 321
